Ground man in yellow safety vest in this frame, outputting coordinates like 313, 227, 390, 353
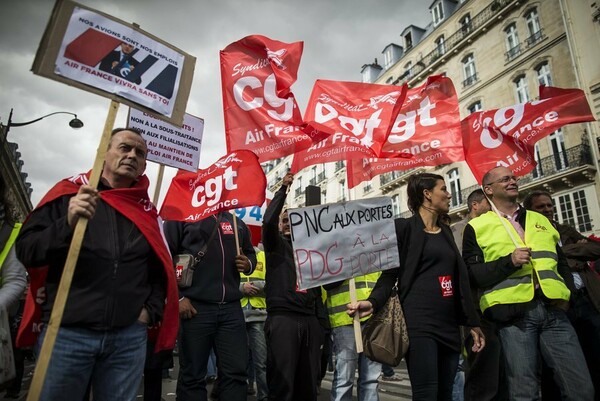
462, 166, 592, 400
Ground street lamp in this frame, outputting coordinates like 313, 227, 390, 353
2, 108, 84, 136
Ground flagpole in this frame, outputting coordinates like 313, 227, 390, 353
27, 100, 119, 401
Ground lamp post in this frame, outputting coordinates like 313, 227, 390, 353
0, 108, 84, 220
2, 108, 84, 138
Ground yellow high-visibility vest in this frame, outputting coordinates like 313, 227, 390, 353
240, 250, 266, 309
469, 211, 570, 313
326, 272, 380, 328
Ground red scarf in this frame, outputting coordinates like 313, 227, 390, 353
17, 172, 179, 351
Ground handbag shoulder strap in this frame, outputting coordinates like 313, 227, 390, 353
193, 217, 220, 264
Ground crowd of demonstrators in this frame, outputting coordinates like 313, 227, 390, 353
524, 190, 600, 400
262, 173, 324, 401
348, 173, 485, 400
14, 128, 178, 401
164, 210, 255, 401
9, 136, 600, 401
463, 166, 594, 400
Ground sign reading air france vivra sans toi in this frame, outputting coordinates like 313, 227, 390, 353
32, 0, 195, 125
289, 197, 400, 290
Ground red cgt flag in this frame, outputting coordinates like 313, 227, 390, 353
220, 35, 315, 162
291, 80, 407, 173
463, 85, 595, 183
160, 150, 266, 222
346, 76, 463, 188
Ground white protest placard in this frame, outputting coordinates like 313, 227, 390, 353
32, 0, 195, 125
289, 197, 400, 290
56, 7, 184, 117
128, 108, 203, 172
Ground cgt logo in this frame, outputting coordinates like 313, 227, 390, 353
438, 275, 454, 297
535, 223, 548, 231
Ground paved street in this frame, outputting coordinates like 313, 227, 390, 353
1, 357, 413, 400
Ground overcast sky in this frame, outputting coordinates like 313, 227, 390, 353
0, 0, 430, 207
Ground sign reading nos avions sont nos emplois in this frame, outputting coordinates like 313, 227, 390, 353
289, 197, 400, 290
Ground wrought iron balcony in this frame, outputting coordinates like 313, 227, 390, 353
462, 73, 478, 88
505, 44, 521, 61
526, 29, 545, 47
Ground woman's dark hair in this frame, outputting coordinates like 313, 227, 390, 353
406, 172, 444, 214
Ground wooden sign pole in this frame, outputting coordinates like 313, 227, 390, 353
349, 278, 364, 353
27, 100, 119, 401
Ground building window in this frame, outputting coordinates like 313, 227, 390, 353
468, 101, 482, 114
405, 61, 413, 78
405, 32, 413, 49
392, 194, 401, 217
514, 75, 529, 103
557, 190, 593, 232
505, 24, 520, 61
462, 54, 477, 87
460, 14, 472, 35
386, 76, 394, 84
447, 169, 462, 207
532, 143, 543, 178
435, 36, 446, 57
525, 8, 543, 45
384, 48, 394, 69
432, 2, 444, 26
536, 62, 553, 87
364, 182, 373, 194
549, 128, 568, 170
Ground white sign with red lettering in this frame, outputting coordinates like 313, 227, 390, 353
289, 197, 400, 290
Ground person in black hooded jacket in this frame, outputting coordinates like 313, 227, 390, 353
262, 173, 324, 401
164, 212, 256, 401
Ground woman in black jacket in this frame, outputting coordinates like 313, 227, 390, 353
348, 173, 485, 400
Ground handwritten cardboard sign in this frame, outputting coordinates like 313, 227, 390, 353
289, 197, 399, 290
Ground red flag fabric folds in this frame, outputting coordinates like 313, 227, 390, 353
220, 35, 314, 162
346, 76, 463, 188
160, 150, 266, 222
291, 80, 407, 172
463, 85, 595, 183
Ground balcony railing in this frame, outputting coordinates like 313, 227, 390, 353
335, 161, 345, 172
462, 73, 478, 88
404, 0, 514, 81
448, 145, 593, 210
526, 29, 545, 46
317, 172, 326, 182
309, 178, 316, 186
505, 44, 521, 61
519, 144, 592, 186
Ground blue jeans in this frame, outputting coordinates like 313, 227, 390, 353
247, 320, 268, 400
36, 322, 147, 401
498, 299, 594, 401
177, 301, 248, 401
331, 325, 381, 401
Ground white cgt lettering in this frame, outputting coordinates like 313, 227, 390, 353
232, 73, 294, 121
192, 166, 238, 207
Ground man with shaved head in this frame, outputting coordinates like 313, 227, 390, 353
462, 166, 592, 400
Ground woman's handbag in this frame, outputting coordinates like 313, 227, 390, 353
362, 282, 409, 366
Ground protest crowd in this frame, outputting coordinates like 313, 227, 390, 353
2, 134, 600, 400
2, 2, 600, 401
